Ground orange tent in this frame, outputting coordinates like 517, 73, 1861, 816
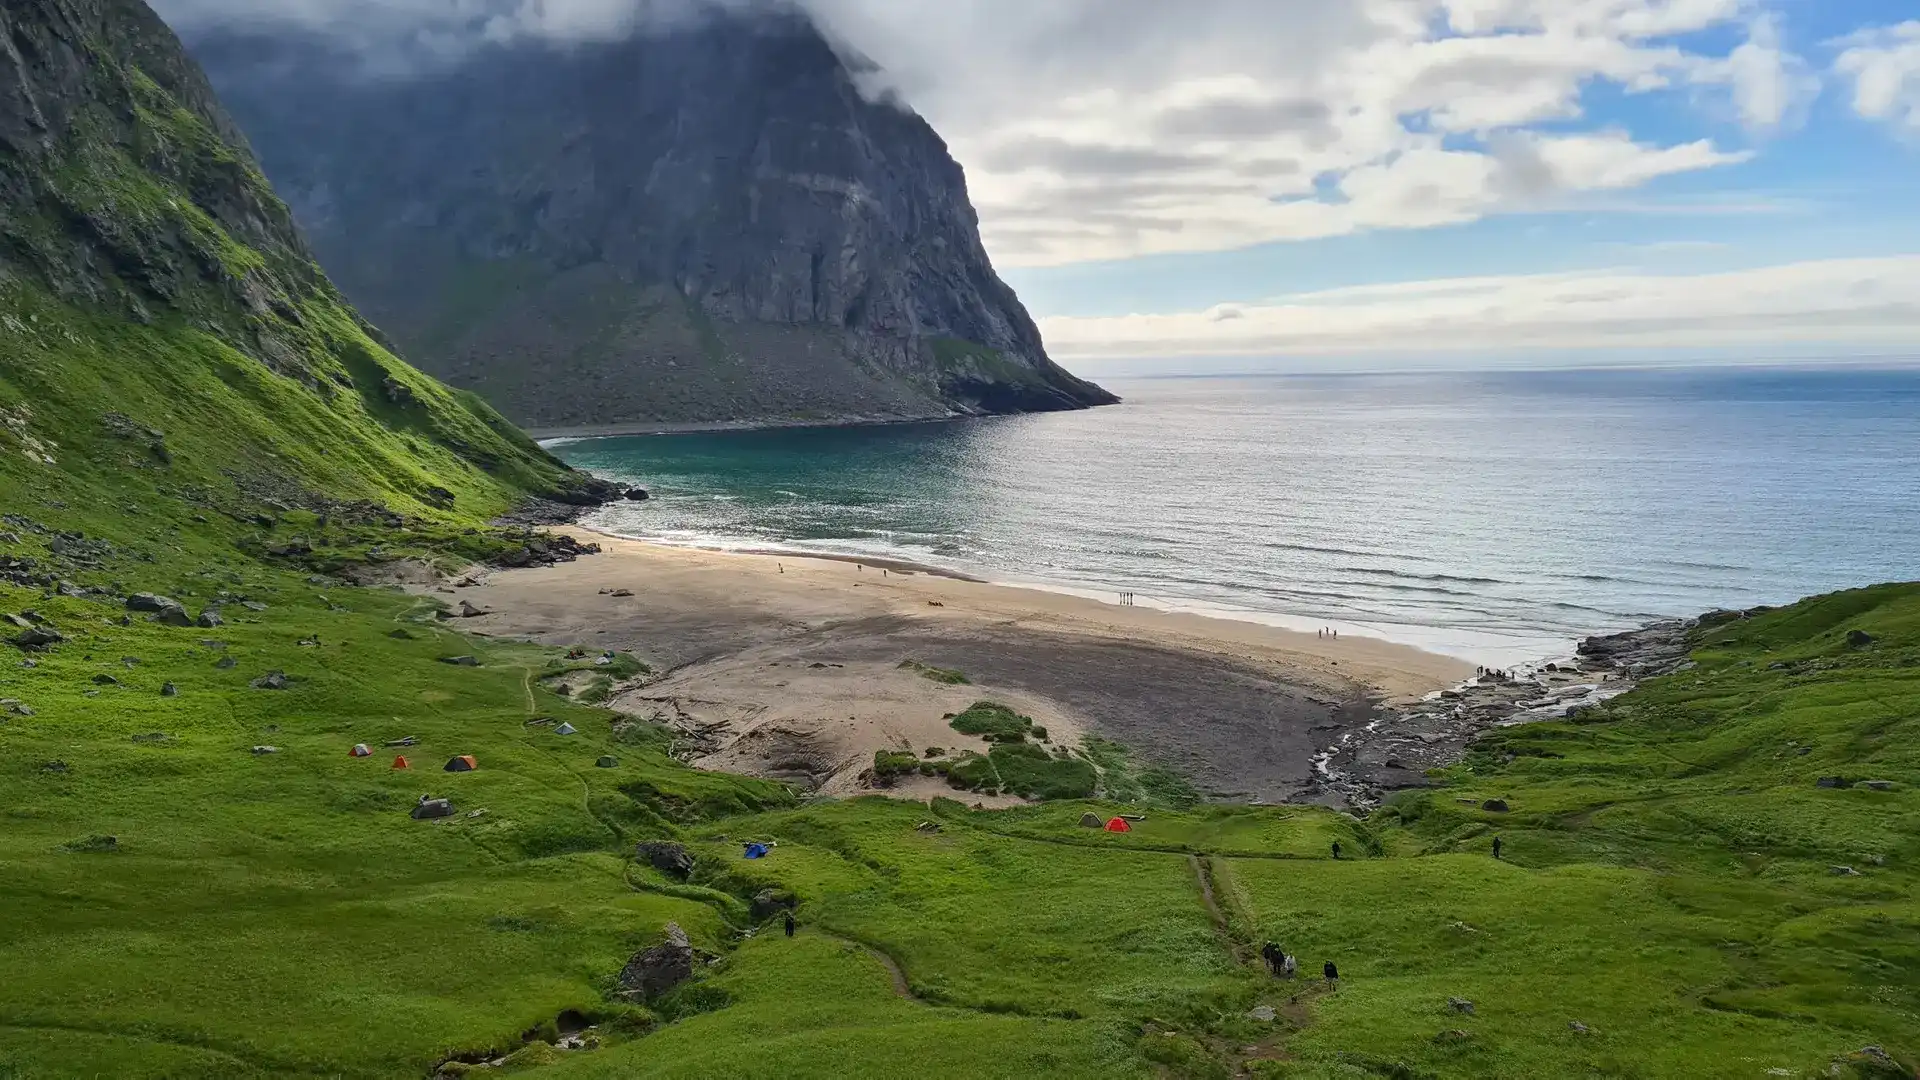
445, 755, 478, 772
1104, 817, 1131, 833
392, 756, 411, 769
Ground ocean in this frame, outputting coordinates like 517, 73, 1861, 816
552, 366, 1920, 666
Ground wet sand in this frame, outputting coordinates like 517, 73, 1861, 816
453, 530, 1474, 804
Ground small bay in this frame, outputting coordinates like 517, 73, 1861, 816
556, 365, 1920, 665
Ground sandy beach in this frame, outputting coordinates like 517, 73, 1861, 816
452, 528, 1474, 804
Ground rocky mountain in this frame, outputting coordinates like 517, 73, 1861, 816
0, 0, 608, 514
183, 8, 1118, 431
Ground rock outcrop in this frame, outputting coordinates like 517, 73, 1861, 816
616, 922, 702, 1002
184, 8, 1117, 429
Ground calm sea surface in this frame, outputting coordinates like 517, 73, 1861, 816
554, 367, 1920, 665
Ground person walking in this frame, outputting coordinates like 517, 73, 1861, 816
1492, 835, 1503, 860
1323, 960, 1339, 989
1260, 941, 1281, 976
1331, 840, 1342, 860
784, 910, 796, 938
1283, 953, 1297, 979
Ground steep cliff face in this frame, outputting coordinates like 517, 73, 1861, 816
0, 0, 605, 512
187, 10, 1118, 430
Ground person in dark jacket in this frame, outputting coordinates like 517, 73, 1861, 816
1331, 840, 1342, 859
1261, 941, 1283, 976
1492, 835, 1504, 860
783, 911, 796, 938
1324, 960, 1339, 988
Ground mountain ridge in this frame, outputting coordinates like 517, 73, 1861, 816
184, 8, 1119, 429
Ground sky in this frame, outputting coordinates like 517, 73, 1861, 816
155, 0, 1920, 369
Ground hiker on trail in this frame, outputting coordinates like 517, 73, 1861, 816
1324, 960, 1339, 988
1331, 840, 1342, 860
1261, 941, 1281, 976
1283, 953, 1297, 979
784, 911, 796, 938
1492, 835, 1503, 860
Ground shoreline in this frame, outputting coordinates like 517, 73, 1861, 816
529, 397, 1128, 442
570, 520, 1578, 669
530, 411, 978, 442
452, 528, 1477, 806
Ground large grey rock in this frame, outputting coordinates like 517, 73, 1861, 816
11, 626, 64, 650
617, 922, 699, 1001
126, 593, 180, 613
750, 888, 798, 921
186, 11, 1116, 429
636, 841, 695, 880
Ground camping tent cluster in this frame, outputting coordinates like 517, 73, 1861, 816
1078, 812, 1133, 832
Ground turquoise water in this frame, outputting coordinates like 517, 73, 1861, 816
554, 367, 1920, 665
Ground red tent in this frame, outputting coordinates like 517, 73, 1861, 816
445, 755, 478, 773
392, 756, 411, 770
1104, 817, 1131, 833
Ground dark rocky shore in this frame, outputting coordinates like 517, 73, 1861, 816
1305, 617, 1707, 810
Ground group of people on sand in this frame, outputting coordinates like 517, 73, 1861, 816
1260, 942, 1337, 987
1316, 627, 1339, 640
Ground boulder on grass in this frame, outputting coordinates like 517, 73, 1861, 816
616, 922, 698, 1001
636, 841, 694, 880
750, 888, 797, 921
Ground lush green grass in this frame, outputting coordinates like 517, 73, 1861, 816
948, 701, 1036, 742
520, 932, 1147, 1080
900, 659, 970, 685
6, 513, 1919, 1078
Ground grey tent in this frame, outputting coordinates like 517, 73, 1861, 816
1079, 812, 1104, 829
411, 797, 455, 820
554, 722, 578, 736
596, 756, 619, 768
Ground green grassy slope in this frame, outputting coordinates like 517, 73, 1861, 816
7, 585, 1912, 1079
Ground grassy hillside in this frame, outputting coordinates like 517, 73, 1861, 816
4, 498, 1916, 1079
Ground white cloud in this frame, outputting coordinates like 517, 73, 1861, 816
1835, 21, 1920, 134
797, 0, 1797, 266
1036, 257, 1920, 357
1699, 14, 1820, 130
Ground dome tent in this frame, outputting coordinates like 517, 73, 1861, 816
444, 755, 478, 772
349, 743, 372, 757
1104, 817, 1131, 833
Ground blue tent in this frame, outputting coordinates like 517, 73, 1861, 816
743, 842, 770, 860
